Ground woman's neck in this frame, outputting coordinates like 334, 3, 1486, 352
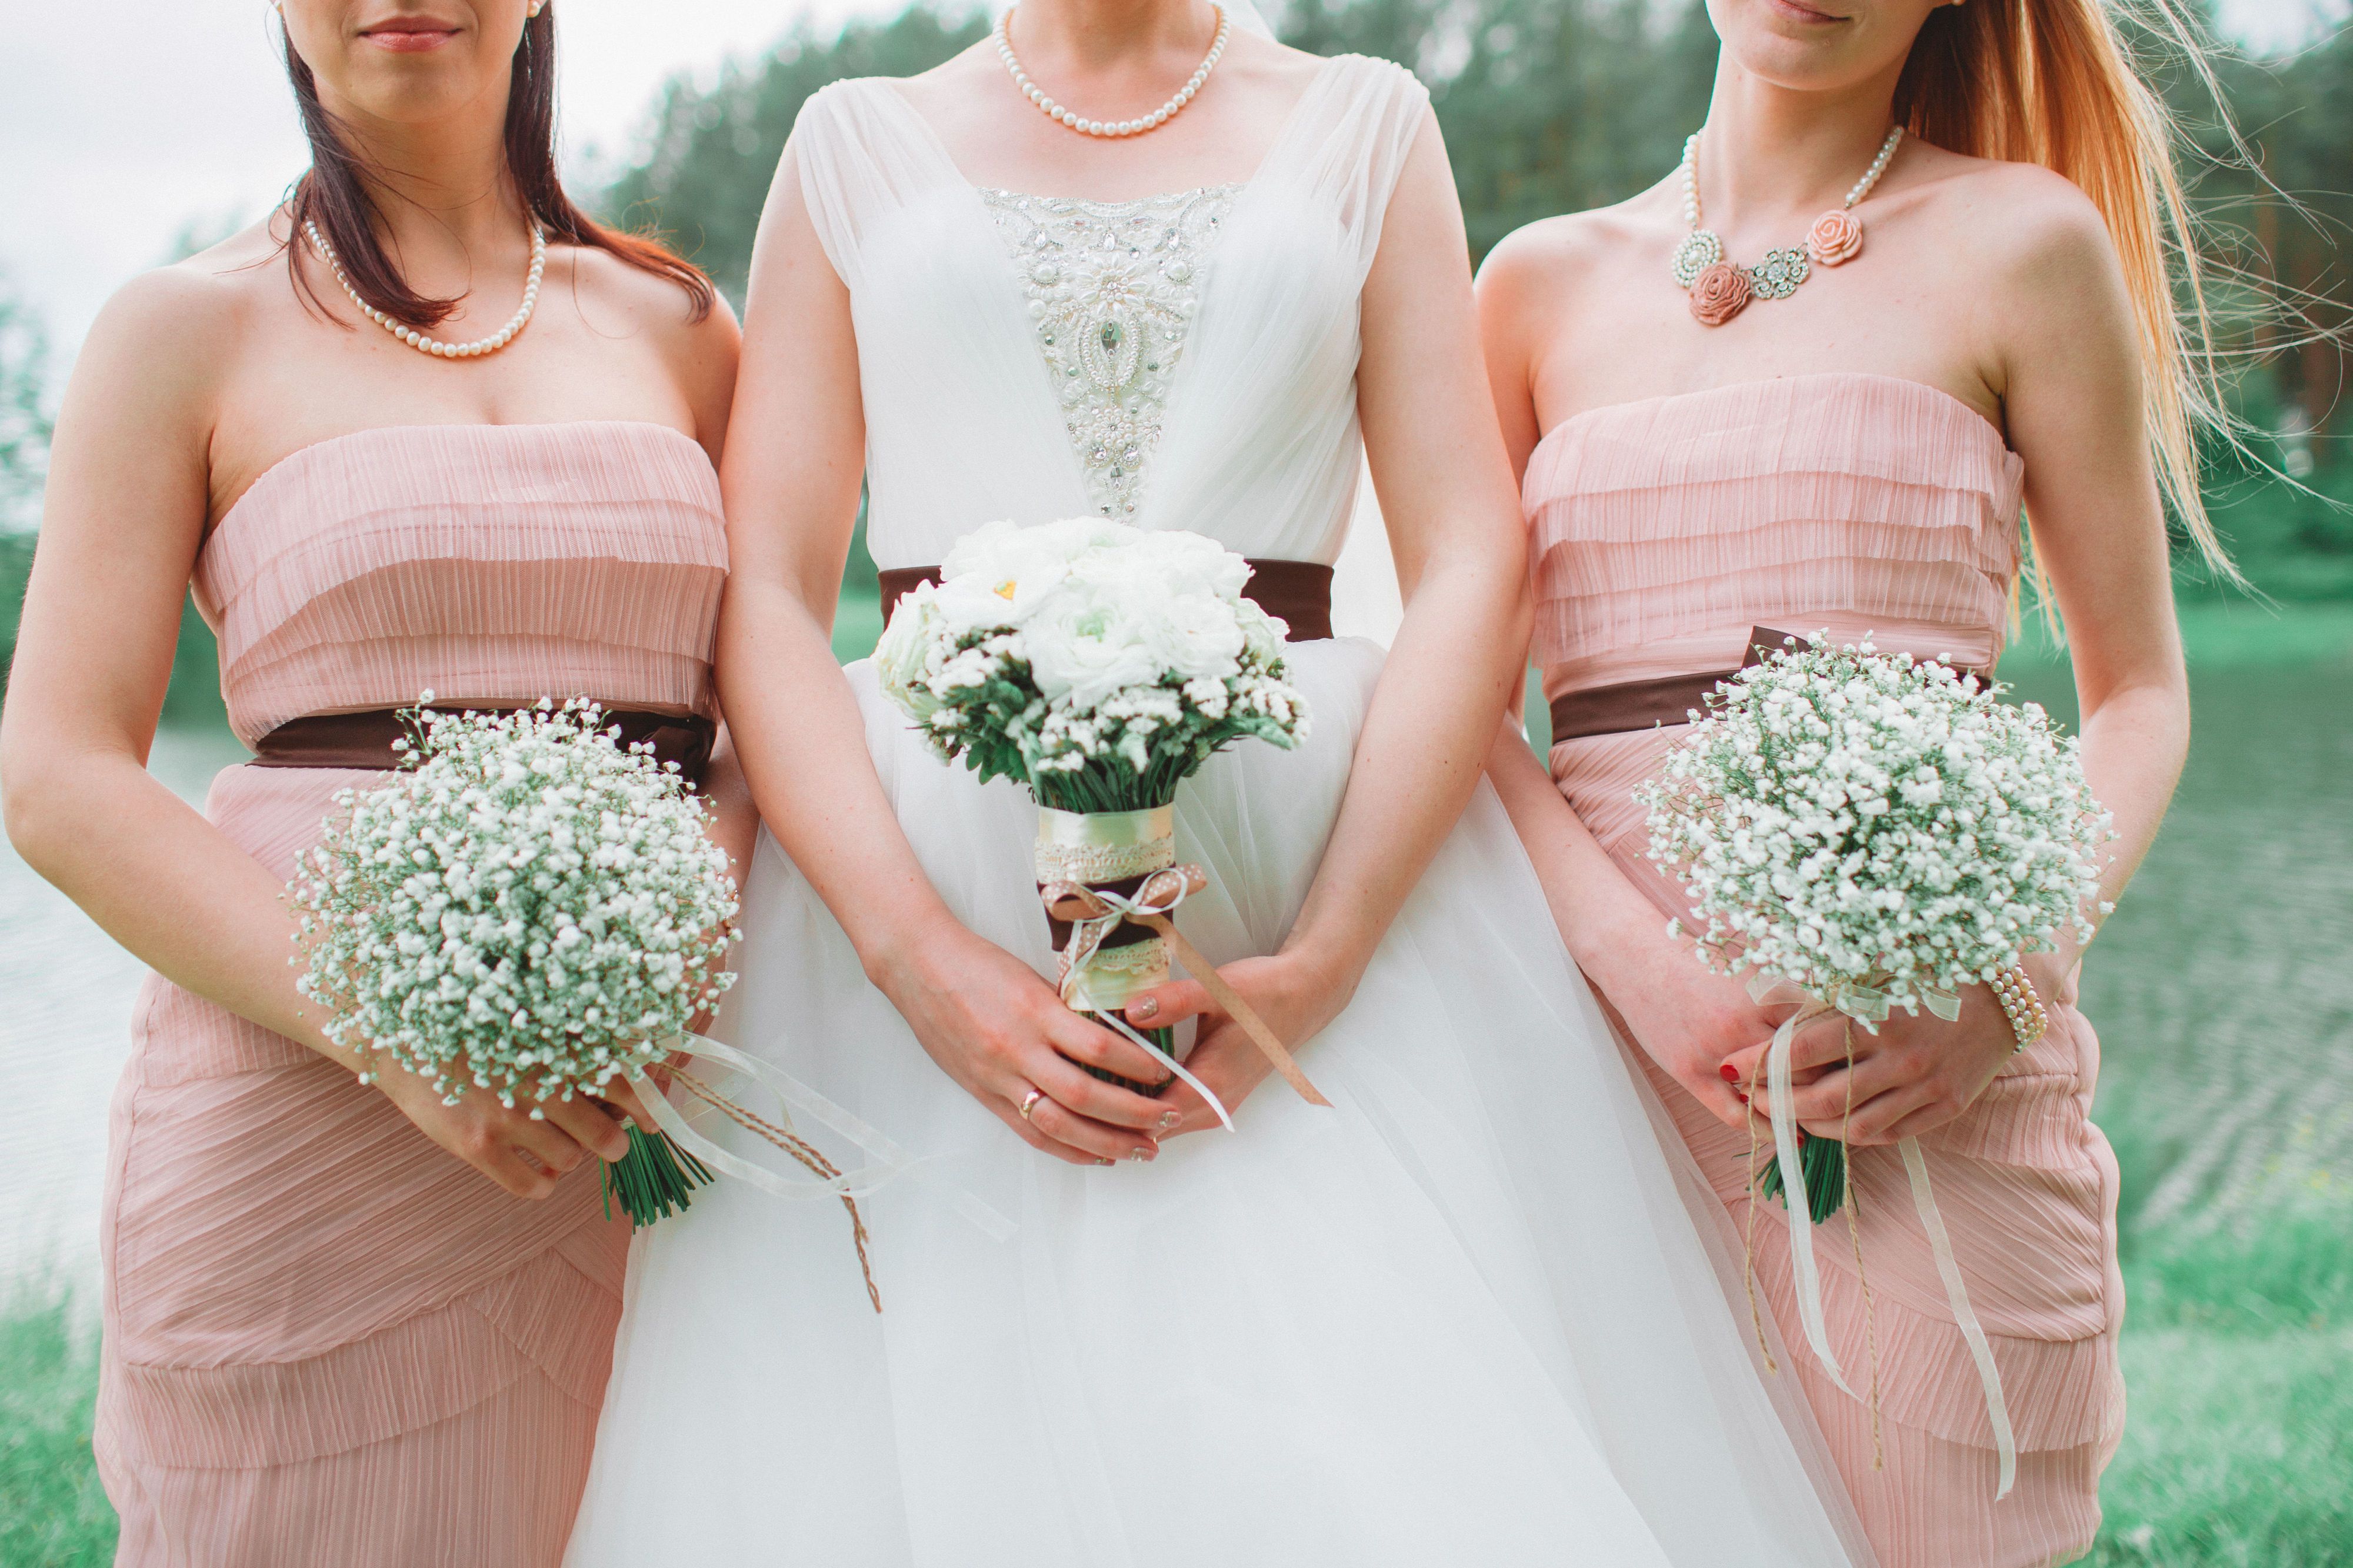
1005, 0, 1220, 75
1697, 56, 1904, 233
321, 86, 528, 269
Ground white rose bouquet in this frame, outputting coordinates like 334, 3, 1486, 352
876, 519, 1327, 1112
291, 699, 739, 1228
1637, 635, 2111, 1494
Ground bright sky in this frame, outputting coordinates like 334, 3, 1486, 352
0, 0, 2338, 392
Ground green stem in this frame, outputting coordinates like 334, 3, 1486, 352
1754, 1135, 1849, 1225
601, 1124, 716, 1229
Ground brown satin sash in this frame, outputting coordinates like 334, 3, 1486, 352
876, 559, 1335, 643
251, 705, 717, 782
1548, 626, 1985, 742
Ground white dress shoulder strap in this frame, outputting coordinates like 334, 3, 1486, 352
1252, 54, 1432, 285
789, 77, 967, 292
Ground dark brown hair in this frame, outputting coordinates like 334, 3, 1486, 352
281, 8, 712, 329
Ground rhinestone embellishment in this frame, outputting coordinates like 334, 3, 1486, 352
981, 184, 1239, 518
1746, 246, 1812, 301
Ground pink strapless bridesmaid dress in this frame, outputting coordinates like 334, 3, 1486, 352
95, 422, 726, 1567
1528, 374, 2124, 1568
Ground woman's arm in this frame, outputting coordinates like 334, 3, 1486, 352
1135, 109, 1545, 1133
1464, 226, 1760, 1130
1732, 176, 2191, 1144
711, 142, 1171, 1167
0, 266, 632, 1195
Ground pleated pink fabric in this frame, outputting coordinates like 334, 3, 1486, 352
1529, 374, 2124, 1568
96, 422, 726, 1567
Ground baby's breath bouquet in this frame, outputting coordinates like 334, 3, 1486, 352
292, 698, 738, 1228
1638, 635, 2111, 1493
875, 519, 1325, 1112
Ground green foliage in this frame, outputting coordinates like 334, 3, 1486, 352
603, 8, 992, 302
0, 1297, 115, 1567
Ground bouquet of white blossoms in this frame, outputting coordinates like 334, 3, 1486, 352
1638, 635, 2110, 1496
875, 519, 1327, 1112
292, 699, 738, 1228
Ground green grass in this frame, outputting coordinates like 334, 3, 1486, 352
2, 595, 2341, 1565
2089, 1205, 2353, 1567
0, 1296, 116, 1568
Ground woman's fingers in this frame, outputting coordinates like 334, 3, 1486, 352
1124, 979, 1215, 1031
1048, 1009, 1176, 1086
1016, 1088, 1159, 1163
506, 1112, 592, 1182
994, 1101, 1112, 1167
1028, 1050, 1170, 1132
539, 1091, 633, 1163
593, 1077, 665, 1136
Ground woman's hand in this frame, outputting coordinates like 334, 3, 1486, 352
1119, 950, 1348, 1139
872, 922, 1174, 1166
370, 1057, 634, 1200
1725, 986, 2025, 1147
1582, 909, 1814, 1132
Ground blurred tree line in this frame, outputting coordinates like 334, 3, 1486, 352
604, 0, 2353, 599
3, 1, 2350, 728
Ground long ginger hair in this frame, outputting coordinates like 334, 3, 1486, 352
1896, 0, 2240, 581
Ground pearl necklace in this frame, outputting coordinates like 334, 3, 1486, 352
996, 5, 1231, 138
1671, 125, 1902, 326
303, 219, 545, 358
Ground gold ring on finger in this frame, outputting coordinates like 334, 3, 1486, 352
1017, 1086, 1046, 1122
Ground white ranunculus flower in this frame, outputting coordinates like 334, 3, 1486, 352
1023, 588, 1165, 709
872, 586, 942, 718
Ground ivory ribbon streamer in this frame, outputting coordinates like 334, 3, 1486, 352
619, 1034, 1018, 1312
1751, 974, 2015, 1499
1042, 868, 1331, 1111
1902, 1139, 2019, 1499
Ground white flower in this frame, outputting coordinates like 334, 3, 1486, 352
291, 700, 739, 1107
1637, 637, 2111, 1014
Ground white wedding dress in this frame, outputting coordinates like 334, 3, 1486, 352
569, 54, 1874, 1567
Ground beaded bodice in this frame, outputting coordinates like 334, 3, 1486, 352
980, 184, 1239, 519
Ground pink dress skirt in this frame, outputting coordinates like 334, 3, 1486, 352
95, 422, 726, 1566
1528, 374, 2125, 1568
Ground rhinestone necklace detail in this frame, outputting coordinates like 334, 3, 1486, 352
303, 218, 545, 358
996, 5, 1231, 138
1671, 124, 1902, 326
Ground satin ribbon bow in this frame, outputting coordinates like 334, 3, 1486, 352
1040, 868, 1332, 1126
1748, 973, 2017, 1499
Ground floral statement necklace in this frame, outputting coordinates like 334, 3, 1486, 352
1671, 125, 1902, 326
997, 4, 1231, 139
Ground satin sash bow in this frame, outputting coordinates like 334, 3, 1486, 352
1041, 870, 1332, 1120
1751, 975, 2018, 1499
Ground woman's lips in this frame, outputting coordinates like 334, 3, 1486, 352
1764, 0, 1847, 22
362, 22, 460, 52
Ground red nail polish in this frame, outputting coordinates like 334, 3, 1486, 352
1735, 1091, 1749, 1105
1719, 1063, 1740, 1082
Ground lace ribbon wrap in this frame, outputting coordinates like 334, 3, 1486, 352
1035, 806, 1329, 1115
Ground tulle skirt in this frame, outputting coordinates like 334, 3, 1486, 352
565, 640, 1871, 1566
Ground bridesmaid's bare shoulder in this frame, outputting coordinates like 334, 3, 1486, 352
559, 245, 741, 451
1477, 182, 1678, 331
64, 218, 294, 469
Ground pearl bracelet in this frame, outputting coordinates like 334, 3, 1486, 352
1991, 966, 2048, 1053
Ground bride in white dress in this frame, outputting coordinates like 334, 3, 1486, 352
569, 6, 1874, 1564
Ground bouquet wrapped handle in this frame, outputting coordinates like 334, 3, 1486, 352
1041, 870, 1331, 1110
